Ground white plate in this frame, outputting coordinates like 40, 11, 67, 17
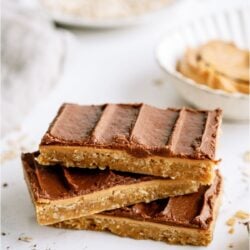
156, 7, 250, 120
39, 0, 177, 28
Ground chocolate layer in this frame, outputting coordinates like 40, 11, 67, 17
41, 103, 222, 160
102, 170, 221, 229
22, 152, 157, 200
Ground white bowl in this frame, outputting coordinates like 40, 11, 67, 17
156, 7, 250, 121
39, 0, 176, 28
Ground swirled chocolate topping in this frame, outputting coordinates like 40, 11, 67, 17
40, 103, 222, 160
103, 170, 222, 229
22, 152, 155, 200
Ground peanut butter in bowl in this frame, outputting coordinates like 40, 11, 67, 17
177, 40, 249, 94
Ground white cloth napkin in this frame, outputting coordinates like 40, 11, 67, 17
1, 1, 66, 135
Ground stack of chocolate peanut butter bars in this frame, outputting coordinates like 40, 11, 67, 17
22, 103, 223, 246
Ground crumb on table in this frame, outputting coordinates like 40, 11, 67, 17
226, 217, 236, 226
0, 150, 17, 164
2, 183, 8, 188
18, 236, 32, 242
235, 210, 250, 220
153, 78, 164, 86
226, 210, 250, 234
243, 151, 250, 163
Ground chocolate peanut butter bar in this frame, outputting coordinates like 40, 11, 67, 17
22, 153, 201, 225
54, 171, 222, 246
37, 103, 222, 184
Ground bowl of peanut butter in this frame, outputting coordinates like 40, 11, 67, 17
156, 7, 249, 121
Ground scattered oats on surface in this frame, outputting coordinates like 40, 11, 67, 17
226, 210, 250, 234
226, 217, 236, 226
6, 134, 27, 147
0, 150, 17, 164
153, 78, 165, 86
235, 210, 250, 220
243, 151, 250, 163
1, 134, 36, 164
18, 236, 32, 242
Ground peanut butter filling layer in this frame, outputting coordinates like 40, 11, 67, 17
54, 171, 222, 246
38, 146, 215, 184
22, 152, 201, 225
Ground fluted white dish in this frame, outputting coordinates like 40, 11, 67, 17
156, 7, 250, 120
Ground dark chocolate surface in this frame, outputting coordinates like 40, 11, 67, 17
41, 103, 222, 160
102, 170, 222, 229
22, 153, 156, 200
23, 153, 221, 229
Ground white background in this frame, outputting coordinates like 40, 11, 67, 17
1, 0, 249, 249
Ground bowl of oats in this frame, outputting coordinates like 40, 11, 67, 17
39, 0, 176, 28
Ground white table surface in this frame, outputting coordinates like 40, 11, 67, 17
1, 0, 249, 249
